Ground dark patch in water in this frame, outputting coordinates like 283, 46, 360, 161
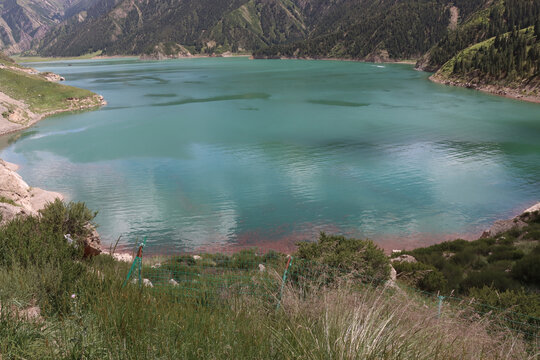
307, 99, 369, 107
184, 81, 204, 84
145, 93, 177, 98
152, 93, 271, 107
7, 130, 39, 145
93, 75, 169, 85
240, 107, 259, 111
101, 106, 132, 111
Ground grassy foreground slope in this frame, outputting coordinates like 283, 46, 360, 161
0, 200, 537, 359
0, 52, 104, 135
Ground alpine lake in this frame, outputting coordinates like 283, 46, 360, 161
2, 57, 539, 253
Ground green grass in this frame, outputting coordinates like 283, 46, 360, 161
0, 67, 99, 114
0, 201, 537, 358
0, 196, 18, 206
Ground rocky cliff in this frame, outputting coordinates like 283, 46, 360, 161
0, 159, 62, 224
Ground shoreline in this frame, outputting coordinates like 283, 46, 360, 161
109, 199, 539, 259
429, 74, 540, 104
250, 54, 417, 65
0, 92, 106, 137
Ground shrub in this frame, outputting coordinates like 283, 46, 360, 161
441, 263, 464, 291
512, 245, 540, 284
451, 248, 476, 266
468, 286, 540, 323
418, 271, 448, 293
461, 270, 520, 292
393, 262, 447, 292
0, 200, 96, 314
487, 245, 524, 263
295, 232, 390, 282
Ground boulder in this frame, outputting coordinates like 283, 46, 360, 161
0, 159, 62, 224
480, 202, 539, 238
391, 254, 417, 263
480, 218, 527, 238
112, 252, 133, 262
83, 225, 102, 257
389, 266, 397, 281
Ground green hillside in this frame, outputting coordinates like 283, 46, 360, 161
32, 0, 488, 60
35, 0, 310, 57
432, 26, 539, 98
418, 0, 540, 71
0, 52, 103, 127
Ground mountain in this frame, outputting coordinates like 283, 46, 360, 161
417, 0, 540, 71
0, 0, 100, 55
253, 0, 488, 61
34, 0, 485, 59
431, 26, 539, 101
35, 0, 311, 57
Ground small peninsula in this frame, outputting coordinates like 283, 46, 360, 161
0, 52, 106, 136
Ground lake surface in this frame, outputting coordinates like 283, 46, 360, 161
1, 57, 539, 253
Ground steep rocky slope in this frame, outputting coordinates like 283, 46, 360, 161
0, 0, 100, 55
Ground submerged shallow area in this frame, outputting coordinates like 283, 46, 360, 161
1, 57, 539, 252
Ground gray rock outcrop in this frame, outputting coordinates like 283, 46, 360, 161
0, 159, 63, 224
481, 202, 540, 238
391, 254, 417, 264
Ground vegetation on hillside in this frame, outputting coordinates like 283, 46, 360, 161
0, 201, 538, 358
420, 0, 540, 71
394, 210, 540, 321
29, 0, 487, 61
433, 27, 539, 95
35, 0, 309, 57
0, 52, 102, 119
254, 0, 464, 60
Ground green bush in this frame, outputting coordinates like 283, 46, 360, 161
0, 200, 97, 314
461, 270, 520, 292
440, 262, 464, 291
295, 232, 390, 282
418, 271, 448, 293
487, 245, 524, 263
512, 245, 540, 284
393, 262, 447, 292
468, 286, 540, 321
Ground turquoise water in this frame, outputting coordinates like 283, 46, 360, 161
1, 58, 539, 252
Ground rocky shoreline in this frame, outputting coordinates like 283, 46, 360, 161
430, 74, 540, 104
0, 159, 62, 224
0, 59, 107, 255
0, 91, 106, 136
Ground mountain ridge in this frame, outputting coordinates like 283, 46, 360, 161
0, 0, 100, 55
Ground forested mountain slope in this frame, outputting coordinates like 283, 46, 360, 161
33, 0, 490, 59
0, 0, 100, 54
253, 0, 487, 61
35, 0, 311, 57
431, 26, 540, 102
417, 0, 540, 71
